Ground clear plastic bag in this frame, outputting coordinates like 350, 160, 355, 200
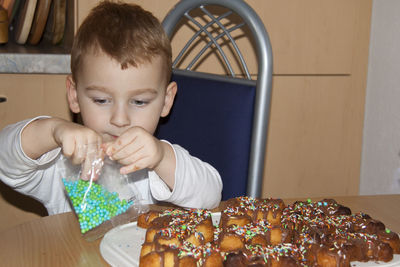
61, 143, 149, 241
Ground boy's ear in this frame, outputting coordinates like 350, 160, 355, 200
66, 75, 80, 113
161, 81, 177, 117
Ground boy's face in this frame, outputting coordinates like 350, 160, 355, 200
66, 51, 176, 142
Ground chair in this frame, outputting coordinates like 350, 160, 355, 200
156, 0, 273, 200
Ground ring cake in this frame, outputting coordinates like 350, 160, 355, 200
137, 196, 400, 266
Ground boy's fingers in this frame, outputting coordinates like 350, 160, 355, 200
106, 138, 131, 157
106, 128, 141, 156
116, 147, 146, 166
71, 143, 86, 165
120, 162, 142, 175
80, 162, 101, 180
81, 142, 104, 180
80, 151, 104, 180
80, 160, 91, 180
101, 142, 111, 153
111, 142, 143, 162
61, 137, 75, 157
119, 153, 154, 174
62, 145, 73, 158
105, 145, 118, 158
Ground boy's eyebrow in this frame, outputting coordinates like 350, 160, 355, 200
130, 88, 159, 95
85, 86, 159, 95
85, 85, 108, 92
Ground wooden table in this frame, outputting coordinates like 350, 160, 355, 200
0, 195, 399, 266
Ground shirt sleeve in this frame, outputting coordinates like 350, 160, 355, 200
148, 141, 222, 209
0, 117, 63, 210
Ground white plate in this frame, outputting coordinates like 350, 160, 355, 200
100, 212, 220, 267
100, 221, 145, 266
100, 212, 400, 267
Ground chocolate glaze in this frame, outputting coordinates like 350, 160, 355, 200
139, 198, 399, 267
378, 229, 400, 253
224, 251, 247, 267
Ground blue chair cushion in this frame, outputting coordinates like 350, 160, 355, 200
155, 70, 256, 200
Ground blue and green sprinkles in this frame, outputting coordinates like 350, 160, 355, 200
63, 178, 133, 233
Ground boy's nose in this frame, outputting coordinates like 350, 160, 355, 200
110, 105, 130, 127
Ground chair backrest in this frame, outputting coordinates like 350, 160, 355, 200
160, 0, 273, 198
156, 70, 256, 200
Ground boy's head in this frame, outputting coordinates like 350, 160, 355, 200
70, 1, 172, 83
66, 1, 177, 141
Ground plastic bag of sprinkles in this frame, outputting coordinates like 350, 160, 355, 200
61, 143, 149, 241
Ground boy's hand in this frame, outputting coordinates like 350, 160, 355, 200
103, 126, 164, 175
52, 120, 103, 180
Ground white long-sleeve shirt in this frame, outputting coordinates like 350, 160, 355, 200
0, 117, 222, 215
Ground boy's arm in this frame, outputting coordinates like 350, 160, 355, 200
149, 143, 222, 209
0, 117, 72, 214
21, 117, 63, 160
0, 117, 62, 187
21, 117, 102, 168
152, 141, 176, 189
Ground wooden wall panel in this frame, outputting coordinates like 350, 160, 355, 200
262, 0, 372, 198
165, 0, 358, 76
77, 0, 356, 76
251, 0, 356, 75
0, 75, 71, 129
0, 74, 71, 231
263, 76, 360, 198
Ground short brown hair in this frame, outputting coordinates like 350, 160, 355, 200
70, 1, 172, 83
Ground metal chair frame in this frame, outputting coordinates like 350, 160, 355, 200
162, 0, 273, 198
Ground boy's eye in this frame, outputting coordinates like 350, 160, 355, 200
92, 98, 110, 104
130, 99, 148, 106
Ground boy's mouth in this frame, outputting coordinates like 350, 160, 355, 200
110, 135, 119, 140
103, 134, 119, 142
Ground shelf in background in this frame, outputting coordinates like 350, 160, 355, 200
0, 51, 70, 74
0, 0, 74, 74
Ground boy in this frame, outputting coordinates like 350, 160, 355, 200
0, 2, 222, 215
